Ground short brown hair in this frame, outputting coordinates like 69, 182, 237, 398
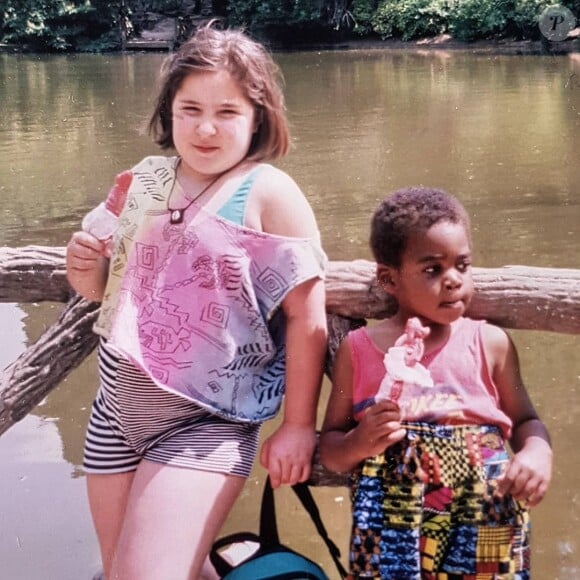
148, 22, 290, 161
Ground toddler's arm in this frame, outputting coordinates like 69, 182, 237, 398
483, 324, 552, 507
319, 340, 406, 474
498, 417, 552, 506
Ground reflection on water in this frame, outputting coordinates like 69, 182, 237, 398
0, 304, 99, 578
275, 50, 580, 268
0, 418, 98, 579
0, 50, 579, 579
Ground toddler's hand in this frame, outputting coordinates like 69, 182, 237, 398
352, 400, 406, 458
496, 445, 552, 507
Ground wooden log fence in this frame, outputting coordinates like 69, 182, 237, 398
1, 245, 579, 485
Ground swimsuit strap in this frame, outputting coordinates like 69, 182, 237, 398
217, 167, 263, 226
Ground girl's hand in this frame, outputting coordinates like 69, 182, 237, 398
66, 231, 110, 301
496, 441, 553, 507
260, 422, 316, 488
351, 400, 406, 458
66, 230, 108, 269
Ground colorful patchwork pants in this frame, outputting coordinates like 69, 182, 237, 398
349, 423, 530, 579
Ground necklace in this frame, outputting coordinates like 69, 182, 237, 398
167, 167, 225, 225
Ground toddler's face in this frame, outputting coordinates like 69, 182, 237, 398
389, 221, 474, 325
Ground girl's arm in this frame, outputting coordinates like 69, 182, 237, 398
256, 167, 327, 488
483, 324, 552, 507
259, 277, 327, 488
66, 230, 109, 302
319, 340, 405, 474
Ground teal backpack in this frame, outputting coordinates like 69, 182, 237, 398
210, 477, 347, 579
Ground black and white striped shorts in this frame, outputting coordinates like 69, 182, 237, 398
83, 339, 261, 477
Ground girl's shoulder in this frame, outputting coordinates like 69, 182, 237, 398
251, 163, 302, 197
247, 163, 319, 239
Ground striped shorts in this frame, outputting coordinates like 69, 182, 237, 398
83, 339, 261, 477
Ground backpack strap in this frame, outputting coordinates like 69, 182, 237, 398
261, 476, 347, 578
290, 481, 348, 578
259, 474, 281, 548
211, 477, 347, 579
209, 532, 262, 577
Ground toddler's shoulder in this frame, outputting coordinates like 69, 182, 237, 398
477, 319, 514, 365
478, 320, 509, 342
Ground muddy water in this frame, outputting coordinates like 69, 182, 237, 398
0, 50, 579, 579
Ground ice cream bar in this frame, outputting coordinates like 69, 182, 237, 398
104, 170, 133, 216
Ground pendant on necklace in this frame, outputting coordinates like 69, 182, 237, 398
170, 209, 184, 225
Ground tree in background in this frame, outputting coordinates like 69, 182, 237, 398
225, 0, 357, 44
0, 0, 191, 51
0, 0, 578, 51
0, 0, 125, 51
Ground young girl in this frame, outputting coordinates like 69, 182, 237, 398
66, 24, 327, 580
319, 187, 552, 579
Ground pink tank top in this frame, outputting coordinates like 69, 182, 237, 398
349, 317, 512, 438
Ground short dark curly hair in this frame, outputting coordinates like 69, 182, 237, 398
370, 186, 470, 267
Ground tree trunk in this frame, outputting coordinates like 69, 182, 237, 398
0, 295, 100, 435
0, 246, 71, 302
325, 260, 580, 334
1, 248, 579, 333
119, 0, 129, 51
0, 245, 579, 443
199, 0, 213, 17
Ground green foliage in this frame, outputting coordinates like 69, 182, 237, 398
225, 0, 350, 45
372, 0, 450, 40
350, 0, 379, 35
0, 0, 577, 50
509, 0, 551, 38
0, 0, 191, 51
561, 0, 580, 14
144, 0, 183, 11
447, 0, 514, 41
226, 0, 323, 30
370, 0, 397, 38
0, 0, 122, 51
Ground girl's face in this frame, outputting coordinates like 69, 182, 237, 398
171, 69, 257, 180
380, 220, 474, 327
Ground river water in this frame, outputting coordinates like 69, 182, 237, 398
0, 49, 579, 579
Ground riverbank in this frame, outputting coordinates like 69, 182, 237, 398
275, 30, 580, 55
1, 30, 579, 55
